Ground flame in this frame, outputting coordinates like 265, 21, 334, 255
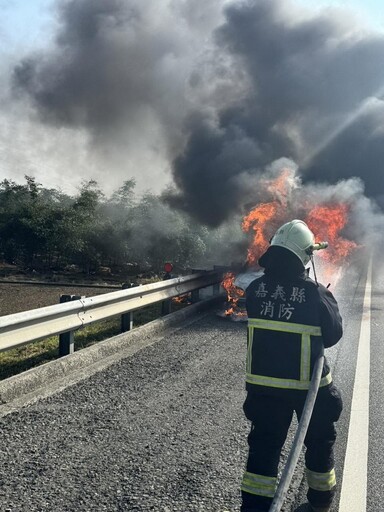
222, 272, 245, 302
172, 294, 191, 305
305, 203, 359, 285
305, 204, 358, 265
222, 271, 245, 317
242, 169, 296, 266
221, 169, 360, 319
222, 169, 299, 318
242, 202, 279, 266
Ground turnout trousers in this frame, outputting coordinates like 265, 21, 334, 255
241, 385, 343, 512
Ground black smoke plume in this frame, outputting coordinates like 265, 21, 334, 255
169, 0, 384, 225
11, 0, 384, 227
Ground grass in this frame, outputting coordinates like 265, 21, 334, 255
0, 300, 187, 381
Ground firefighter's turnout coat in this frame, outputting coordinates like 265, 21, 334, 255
241, 246, 343, 512
245, 266, 341, 394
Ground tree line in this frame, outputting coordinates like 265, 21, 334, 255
0, 176, 242, 276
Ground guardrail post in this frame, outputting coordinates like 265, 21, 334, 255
121, 283, 134, 332
161, 272, 172, 316
191, 288, 199, 303
213, 266, 224, 295
190, 269, 203, 303
59, 294, 82, 356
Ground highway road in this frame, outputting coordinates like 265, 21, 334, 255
293, 251, 381, 512
0, 252, 379, 511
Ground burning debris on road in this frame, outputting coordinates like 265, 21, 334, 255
219, 271, 247, 321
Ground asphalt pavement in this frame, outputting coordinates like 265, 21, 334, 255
0, 254, 379, 512
292, 254, 383, 512
0, 311, 251, 512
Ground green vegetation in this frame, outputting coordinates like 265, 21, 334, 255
0, 175, 241, 275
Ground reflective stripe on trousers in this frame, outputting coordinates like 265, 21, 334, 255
241, 471, 277, 498
306, 467, 336, 491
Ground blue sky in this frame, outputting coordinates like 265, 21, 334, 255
300, 0, 384, 30
0, 0, 55, 54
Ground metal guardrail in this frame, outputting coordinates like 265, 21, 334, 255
269, 354, 325, 512
0, 271, 224, 353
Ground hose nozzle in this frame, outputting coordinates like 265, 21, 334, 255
306, 241, 328, 255
312, 241, 328, 251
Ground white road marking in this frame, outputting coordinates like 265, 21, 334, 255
338, 259, 372, 512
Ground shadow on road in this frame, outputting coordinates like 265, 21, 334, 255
292, 503, 311, 512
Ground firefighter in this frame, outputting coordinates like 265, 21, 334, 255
241, 220, 343, 512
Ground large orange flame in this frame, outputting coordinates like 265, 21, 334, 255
242, 202, 279, 266
223, 170, 295, 316
221, 169, 359, 318
305, 204, 358, 265
242, 168, 296, 266
305, 203, 359, 286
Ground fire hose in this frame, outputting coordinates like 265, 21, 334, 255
268, 353, 325, 512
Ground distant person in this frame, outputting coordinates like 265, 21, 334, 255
241, 220, 343, 512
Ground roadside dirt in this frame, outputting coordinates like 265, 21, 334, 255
0, 281, 118, 316
0, 264, 161, 317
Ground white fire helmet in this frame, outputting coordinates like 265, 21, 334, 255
270, 219, 315, 266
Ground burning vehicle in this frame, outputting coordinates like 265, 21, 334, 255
219, 168, 359, 321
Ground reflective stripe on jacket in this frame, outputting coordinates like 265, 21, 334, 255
247, 318, 332, 390
245, 272, 342, 392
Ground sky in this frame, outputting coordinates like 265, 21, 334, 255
0, 0, 384, 227
2, 1, 383, 43
0, 1, 55, 52
302, 0, 384, 29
